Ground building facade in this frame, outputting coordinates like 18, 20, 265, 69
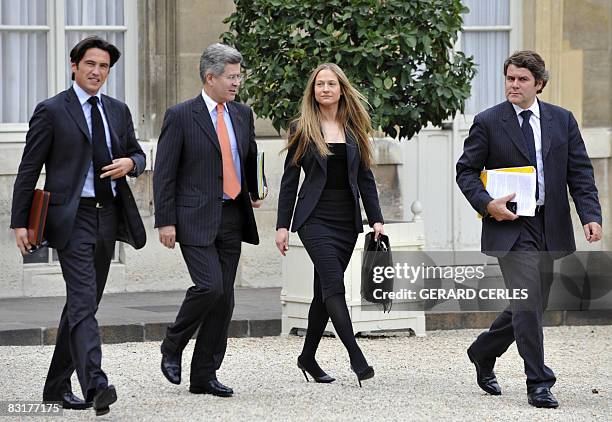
0, 0, 610, 297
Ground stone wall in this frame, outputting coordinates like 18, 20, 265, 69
0, 0, 610, 298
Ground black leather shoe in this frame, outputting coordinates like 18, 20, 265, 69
161, 346, 181, 385
211, 379, 233, 395
467, 347, 501, 395
43, 392, 92, 410
93, 385, 117, 416
189, 380, 233, 397
528, 387, 559, 408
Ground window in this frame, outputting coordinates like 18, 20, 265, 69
0, 0, 48, 124
3, 0, 137, 265
0, 0, 137, 129
64, 0, 126, 101
461, 0, 519, 115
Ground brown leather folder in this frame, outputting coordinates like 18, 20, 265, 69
27, 189, 50, 247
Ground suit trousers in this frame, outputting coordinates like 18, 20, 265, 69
161, 200, 243, 385
470, 211, 556, 391
43, 200, 117, 402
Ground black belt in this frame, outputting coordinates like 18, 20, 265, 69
222, 198, 238, 206
80, 197, 115, 208
221, 193, 242, 207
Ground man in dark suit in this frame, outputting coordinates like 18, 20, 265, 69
456, 50, 602, 408
153, 43, 262, 397
11, 36, 146, 416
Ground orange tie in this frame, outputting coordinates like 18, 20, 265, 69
216, 103, 241, 199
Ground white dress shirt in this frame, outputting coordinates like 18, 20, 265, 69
73, 83, 117, 197
513, 99, 545, 205
201, 89, 242, 199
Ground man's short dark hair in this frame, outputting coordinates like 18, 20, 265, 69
69, 36, 121, 80
503, 50, 549, 94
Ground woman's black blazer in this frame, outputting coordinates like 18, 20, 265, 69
276, 131, 384, 233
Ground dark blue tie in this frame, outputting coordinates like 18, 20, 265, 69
520, 109, 539, 200
88, 96, 114, 205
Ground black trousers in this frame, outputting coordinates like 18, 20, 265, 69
161, 201, 243, 385
43, 200, 117, 402
470, 211, 556, 391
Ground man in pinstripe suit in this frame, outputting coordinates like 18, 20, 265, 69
456, 50, 601, 408
153, 43, 262, 397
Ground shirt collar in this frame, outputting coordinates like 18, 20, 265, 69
201, 89, 228, 114
512, 97, 540, 120
73, 82, 102, 106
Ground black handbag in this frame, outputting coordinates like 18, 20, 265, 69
361, 232, 393, 312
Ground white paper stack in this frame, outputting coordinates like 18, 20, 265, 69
482, 166, 537, 216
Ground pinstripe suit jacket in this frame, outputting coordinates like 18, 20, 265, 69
153, 94, 259, 246
456, 100, 601, 256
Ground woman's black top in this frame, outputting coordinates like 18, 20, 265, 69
306, 142, 354, 229
324, 143, 350, 190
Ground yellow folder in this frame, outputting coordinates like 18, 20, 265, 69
480, 165, 536, 187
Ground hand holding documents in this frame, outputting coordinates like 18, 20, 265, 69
480, 166, 536, 217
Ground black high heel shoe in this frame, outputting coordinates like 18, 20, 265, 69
297, 356, 335, 383
351, 365, 374, 387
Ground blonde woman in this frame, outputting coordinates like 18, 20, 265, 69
275, 63, 384, 387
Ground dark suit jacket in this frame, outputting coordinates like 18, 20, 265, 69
456, 100, 601, 256
153, 94, 259, 246
276, 131, 384, 233
10, 87, 147, 250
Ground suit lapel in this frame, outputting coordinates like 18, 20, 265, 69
309, 127, 326, 173
312, 144, 326, 174
101, 95, 122, 157
345, 129, 358, 172
64, 87, 91, 143
192, 94, 221, 154
539, 100, 553, 161
227, 102, 245, 161
500, 101, 531, 162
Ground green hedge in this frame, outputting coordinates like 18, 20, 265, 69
222, 0, 476, 139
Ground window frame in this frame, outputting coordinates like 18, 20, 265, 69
0, 0, 138, 140
455, 0, 522, 129
2, 0, 138, 267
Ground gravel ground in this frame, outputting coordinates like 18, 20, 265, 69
0, 326, 610, 421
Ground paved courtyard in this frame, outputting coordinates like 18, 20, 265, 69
0, 326, 610, 421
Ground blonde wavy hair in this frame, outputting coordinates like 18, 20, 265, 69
285, 63, 374, 168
